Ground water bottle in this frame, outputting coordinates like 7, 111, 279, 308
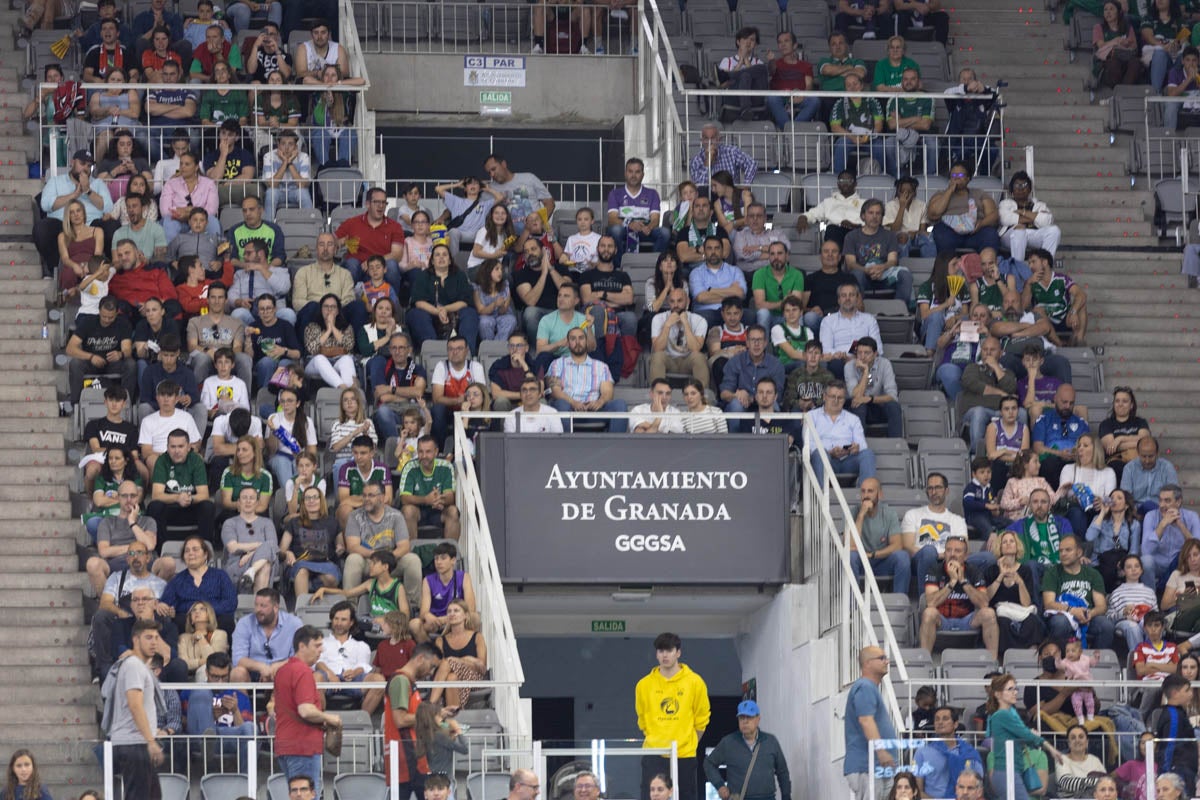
274, 423, 301, 455
41, 322, 48, 339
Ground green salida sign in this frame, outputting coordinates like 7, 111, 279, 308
480, 91, 512, 105
591, 619, 626, 633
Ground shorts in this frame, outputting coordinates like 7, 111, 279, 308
416, 506, 444, 526
940, 612, 976, 630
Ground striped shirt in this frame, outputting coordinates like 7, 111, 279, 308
682, 406, 729, 434
1106, 581, 1157, 621
548, 355, 613, 404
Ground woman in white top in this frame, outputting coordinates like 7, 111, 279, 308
680, 378, 727, 434
1055, 433, 1117, 541
265, 386, 318, 485
468, 204, 515, 269
1053, 724, 1106, 794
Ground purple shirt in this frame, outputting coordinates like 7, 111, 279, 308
1016, 375, 1060, 406
606, 185, 661, 224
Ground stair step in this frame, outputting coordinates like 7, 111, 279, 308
0, 587, 82, 606
0, 355, 55, 371
0, 417, 68, 433
0, 554, 81, 573
0, 538, 80, 556
0, 704, 96, 725
1036, 160, 1129, 177
0, 369, 61, 385
0, 401, 62, 419
1050, 206, 1149, 222
0, 505, 83, 523
1038, 190, 1151, 208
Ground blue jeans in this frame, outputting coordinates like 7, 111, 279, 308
850, 399, 903, 438
253, 356, 293, 392
343, 257, 403, 289
920, 308, 951, 351
808, 448, 877, 486
853, 266, 913, 305
1116, 618, 1145, 654
1150, 46, 1180, 92
406, 307, 480, 355
935, 362, 963, 400
163, 213, 222, 242
1045, 612, 1115, 649
833, 135, 888, 176
263, 183, 312, 220
606, 223, 670, 269
883, 134, 939, 178
851, 549, 912, 594
185, 689, 256, 765
931, 223, 1001, 255
226, 0, 281, 31
277, 754, 323, 799
765, 95, 822, 130
310, 127, 358, 170
269, 451, 297, 486
550, 398, 628, 432
373, 403, 410, 441
912, 545, 996, 586
906, 233, 938, 258
990, 770, 1032, 800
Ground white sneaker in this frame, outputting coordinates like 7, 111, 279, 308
861, 30, 876, 38
579, 42, 591, 54
532, 42, 544, 53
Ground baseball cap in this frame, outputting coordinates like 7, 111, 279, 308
736, 700, 760, 717
73, 149, 94, 164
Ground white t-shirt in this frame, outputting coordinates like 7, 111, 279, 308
206, 412, 264, 459
770, 322, 816, 349
629, 403, 684, 434
564, 232, 601, 268
266, 412, 318, 450
649, 311, 709, 358
901, 505, 968, 556
200, 375, 250, 415
503, 403, 563, 433
78, 274, 111, 317
467, 227, 504, 269
284, 475, 327, 502
430, 359, 486, 389
138, 409, 202, 453
718, 54, 765, 72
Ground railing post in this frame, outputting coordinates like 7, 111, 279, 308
1005, 740, 1015, 800
103, 741, 114, 800
390, 740, 400, 800
1025, 144, 1035, 181
1146, 740, 1156, 800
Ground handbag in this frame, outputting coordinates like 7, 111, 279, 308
268, 365, 291, 389
1021, 746, 1043, 793
729, 741, 761, 800
324, 724, 343, 757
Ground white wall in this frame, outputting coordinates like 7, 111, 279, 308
734, 584, 845, 800
363, 54, 636, 123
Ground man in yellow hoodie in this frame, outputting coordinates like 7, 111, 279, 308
636, 632, 712, 800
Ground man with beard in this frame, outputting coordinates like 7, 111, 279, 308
547, 327, 628, 431
230, 588, 302, 682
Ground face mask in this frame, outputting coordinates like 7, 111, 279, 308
1042, 656, 1057, 673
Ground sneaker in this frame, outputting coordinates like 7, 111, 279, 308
532, 42, 544, 54
861, 30, 876, 38
579, 42, 591, 54
593, 42, 605, 54
238, 572, 254, 593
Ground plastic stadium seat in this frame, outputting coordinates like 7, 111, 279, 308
468, 773, 513, 800
275, 207, 324, 257
855, 174, 896, 203
201, 773, 251, 800
334, 773, 387, 800
316, 168, 365, 209
738, 6, 783, 35
863, 299, 913, 345
219, 204, 244, 233
1056, 348, 1103, 393
890, 346, 933, 392
312, 386, 344, 445
751, 173, 794, 215
418, 339, 449, 376
159, 772, 190, 800
729, 120, 782, 171
786, 122, 830, 174
797, 171, 838, 211
330, 204, 361, 232
267, 773, 289, 800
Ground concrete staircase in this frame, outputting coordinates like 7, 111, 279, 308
949, 0, 1157, 245
0, 7, 102, 797
948, 0, 1200, 502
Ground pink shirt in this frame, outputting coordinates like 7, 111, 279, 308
161, 174, 219, 218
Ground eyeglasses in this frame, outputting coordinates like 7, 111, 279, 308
520, 784, 541, 791
575, 786, 598, 792
1011, 181, 1031, 188
264, 642, 274, 660
127, 550, 148, 557
949, 172, 967, 179
323, 275, 331, 287
118, 492, 140, 499
185, 194, 193, 205
925, 484, 947, 492
508, 343, 528, 350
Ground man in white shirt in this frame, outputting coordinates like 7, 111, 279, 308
650, 287, 710, 388
806, 380, 876, 487
794, 171, 865, 250
315, 600, 386, 713
504, 376, 563, 433
137, 379, 202, 472
430, 335, 487, 451
819, 283, 883, 378
262, 130, 312, 220
903, 471, 994, 584
883, 175, 935, 258
630, 379, 683, 434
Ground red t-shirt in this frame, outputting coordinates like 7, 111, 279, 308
273, 656, 323, 756
1132, 640, 1179, 680
373, 638, 414, 678
335, 214, 406, 261
770, 57, 814, 91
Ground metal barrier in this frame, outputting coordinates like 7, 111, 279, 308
453, 414, 533, 756
799, 412, 908, 725
352, 0, 638, 55
676, 88, 1007, 186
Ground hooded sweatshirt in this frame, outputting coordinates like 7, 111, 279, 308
635, 663, 711, 759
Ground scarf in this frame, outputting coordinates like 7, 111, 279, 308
1023, 515, 1063, 565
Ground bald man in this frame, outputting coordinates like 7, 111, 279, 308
850, 478, 911, 594
844, 646, 898, 800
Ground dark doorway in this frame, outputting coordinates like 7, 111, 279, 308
696, 696, 747, 799
533, 696, 578, 792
